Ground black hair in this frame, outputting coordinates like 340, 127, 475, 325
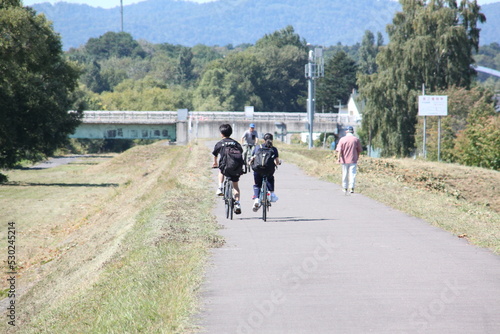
263, 133, 273, 148
219, 124, 232, 137
263, 133, 273, 141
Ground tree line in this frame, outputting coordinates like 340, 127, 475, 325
1, 0, 499, 179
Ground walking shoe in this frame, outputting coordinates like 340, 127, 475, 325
234, 202, 242, 214
349, 188, 354, 193
270, 193, 279, 202
343, 188, 347, 194
252, 198, 260, 212
216, 188, 223, 196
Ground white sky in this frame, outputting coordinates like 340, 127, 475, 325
20, 0, 500, 10
22, 0, 216, 9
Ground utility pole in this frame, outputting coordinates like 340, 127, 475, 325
120, 0, 124, 32
305, 46, 324, 149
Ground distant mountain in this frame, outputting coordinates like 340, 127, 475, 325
30, 0, 500, 50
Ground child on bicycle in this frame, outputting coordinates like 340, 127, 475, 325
250, 133, 281, 211
212, 124, 244, 214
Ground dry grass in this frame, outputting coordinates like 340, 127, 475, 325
278, 143, 500, 255
0, 141, 222, 333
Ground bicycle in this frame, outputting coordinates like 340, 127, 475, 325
222, 175, 235, 220
242, 143, 254, 173
258, 175, 272, 222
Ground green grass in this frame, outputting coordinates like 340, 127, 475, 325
1, 141, 222, 333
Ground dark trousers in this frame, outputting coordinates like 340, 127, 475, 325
253, 172, 275, 198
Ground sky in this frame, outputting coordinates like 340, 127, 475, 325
22, 0, 216, 9
20, 0, 500, 10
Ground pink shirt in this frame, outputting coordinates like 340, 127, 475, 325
336, 133, 362, 164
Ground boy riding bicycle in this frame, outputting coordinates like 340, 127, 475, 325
212, 124, 244, 214
241, 123, 259, 172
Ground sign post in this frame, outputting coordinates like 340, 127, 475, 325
418, 94, 448, 161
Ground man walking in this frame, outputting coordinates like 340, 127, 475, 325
336, 126, 362, 194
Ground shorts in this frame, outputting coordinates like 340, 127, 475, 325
224, 173, 240, 182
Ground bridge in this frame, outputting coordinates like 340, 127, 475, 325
71, 110, 357, 144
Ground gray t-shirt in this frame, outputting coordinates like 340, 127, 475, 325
242, 130, 258, 145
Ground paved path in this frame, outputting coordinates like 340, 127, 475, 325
198, 161, 500, 333
29, 155, 90, 169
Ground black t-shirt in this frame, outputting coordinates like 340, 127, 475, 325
212, 138, 243, 164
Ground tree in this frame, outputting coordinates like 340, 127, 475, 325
82, 61, 110, 93
253, 26, 308, 112
193, 52, 264, 111
453, 95, 499, 170
358, 30, 383, 75
176, 47, 195, 85
358, 0, 486, 157
0, 3, 81, 176
193, 26, 308, 112
84, 32, 146, 60
316, 50, 358, 113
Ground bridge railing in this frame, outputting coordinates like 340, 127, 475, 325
188, 112, 341, 123
81, 111, 178, 123
80, 111, 343, 123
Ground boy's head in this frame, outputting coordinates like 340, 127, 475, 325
219, 124, 233, 138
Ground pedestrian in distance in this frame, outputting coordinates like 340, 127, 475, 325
250, 133, 281, 211
336, 126, 362, 194
212, 124, 244, 214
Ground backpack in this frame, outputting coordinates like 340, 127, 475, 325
220, 141, 244, 177
251, 145, 276, 176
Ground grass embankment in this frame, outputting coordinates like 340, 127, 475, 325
0, 141, 222, 333
278, 144, 500, 255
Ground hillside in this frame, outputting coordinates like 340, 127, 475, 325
29, 0, 500, 50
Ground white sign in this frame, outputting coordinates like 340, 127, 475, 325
244, 106, 254, 119
177, 108, 188, 121
418, 95, 448, 116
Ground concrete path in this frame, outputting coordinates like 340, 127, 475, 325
198, 162, 500, 333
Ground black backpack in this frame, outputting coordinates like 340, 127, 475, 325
220, 141, 244, 177
251, 145, 276, 175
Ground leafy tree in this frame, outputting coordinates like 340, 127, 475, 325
255, 25, 306, 50
0, 3, 81, 175
358, 0, 486, 157
193, 26, 308, 112
82, 61, 110, 93
85, 32, 146, 60
193, 52, 264, 111
253, 26, 308, 112
99, 76, 193, 111
316, 50, 358, 113
453, 94, 499, 169
358, 30, 383, 75
176, 47, 195, 85
191, 44, 224, 78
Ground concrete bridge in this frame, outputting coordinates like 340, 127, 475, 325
71, 110, 359, 144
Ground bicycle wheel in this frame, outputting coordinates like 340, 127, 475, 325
224, 180, 231, 219
229, 182, 234, 220
261, 180, 267, 222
